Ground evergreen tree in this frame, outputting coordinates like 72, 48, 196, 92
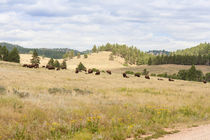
69, 50, 74, 59
84, 54, 88, 59
77, 62, 86, 71
148, 57, 152, 65
48, 58, 54, 66
8, 47, 20, 63
2, 46, 9, 61
31, 49, 40, 65
54, 60, 60, 68
77, 53, 80, 59
92, 45, 97, 53
61, 60, 67, 69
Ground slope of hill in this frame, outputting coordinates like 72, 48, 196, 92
0, 42, 81, 59
20, 51, 127, 70
175, 43, 210, 56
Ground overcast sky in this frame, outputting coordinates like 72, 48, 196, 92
0, 0, 210, 51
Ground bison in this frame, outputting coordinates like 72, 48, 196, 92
168, 78, 174, 82
106, 70, 112, 75
158, 78, 163, 81
88, 69, 93, 74
22, 64, 28, 67
145, 75, 150, 79
134, 73, 140, 77
123, 73, 129, 78
42, 66, 45, 68
95, 70, 100, 75
46, 65, 55, 70
203, 80, 207, 84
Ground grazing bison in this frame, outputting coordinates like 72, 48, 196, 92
61, 66, 67, 70
56, 68, 60, 71
42, 66, 45, 68
123, 73, 129, 78
95, 71, 100, 75
106, 70, 112, 75
145, 75, 150, 79
203, 80, 207, 84
88, 69, 93, 74
46, 65, 55, 70
135, 73, 140, 77
22, 64, 28, 67
158, 78, 163, 81
168, 78, 174, 82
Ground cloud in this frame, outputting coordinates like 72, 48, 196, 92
0, 0, 210, 51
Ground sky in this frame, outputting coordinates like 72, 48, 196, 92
0, 0, 210, 51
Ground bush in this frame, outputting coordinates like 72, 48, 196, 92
92, 68, 99, 72
73, 88, 93, 95
205, 73, 210, 82
125, 71, 134, 75
48, 88, 72, 95
84, 54, 88, 59
77, 62, 86, 71
157, 72, 168, 78
142, 69, 149, 75
0, 86, 6, 95
13, 89, 29, 98
109, 53, 114, 61
150, 73, 156, 76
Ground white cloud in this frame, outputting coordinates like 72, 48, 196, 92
0, 0, 210, 51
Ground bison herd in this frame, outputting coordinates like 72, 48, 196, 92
22, 64, 208, 84
23, 64, 67, 70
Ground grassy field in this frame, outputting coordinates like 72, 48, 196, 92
0, 59, 210, 140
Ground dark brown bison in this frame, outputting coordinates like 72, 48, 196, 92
158, 78, 163, 81
135, 73, 140, 77
95, 71, 100, 75
75, 68, 79, 73
145, 75, 150, 79
42, 66, 45, 68
88, 69, 93, 74
61, 66, 67, 70
56, 68, 60, 71
123, 73, 129, 78
22, 64, 28, 67
168, 78, 174, 82
46, 65, 55, 70
106, 70, 112, 75
203, 80, 207, 84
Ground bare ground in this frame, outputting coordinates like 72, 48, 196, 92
156, 124, 210, 140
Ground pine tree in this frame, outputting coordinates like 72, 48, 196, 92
54, 60, 60, 68
2, 46, 9, 61
8, 47, 20, 63
48, 58, 54, 66
77, 62, 86, 71
69, 50, 74, 59
148, 57, 152, 65
77, 53, 80, 59
84, 54, 88, 59
31, 50, 40, 65
92, 45, 97, 53
61, 60, 67, 69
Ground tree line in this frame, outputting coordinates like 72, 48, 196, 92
0, 45, 20, 63
149, 54, 210, 65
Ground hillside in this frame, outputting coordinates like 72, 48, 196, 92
0, 42, 81, 59
20, 51, 127, 70
175, 43, 210, 56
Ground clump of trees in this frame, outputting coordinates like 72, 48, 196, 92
149, 54, 210, 65
157, 65, 209, 82
0, 45, 20, 63
84, 54, 88, 59
63, 50, 75, 60
47, 58, 66, 69
92, 43, 152, 65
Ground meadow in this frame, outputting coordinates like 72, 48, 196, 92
0, 57, 210, 140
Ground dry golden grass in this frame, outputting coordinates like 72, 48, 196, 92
0, 56, 210, 139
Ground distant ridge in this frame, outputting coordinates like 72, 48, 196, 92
174, 43, 210, 56
147, 50, 170, 55
0, 42, 83, 59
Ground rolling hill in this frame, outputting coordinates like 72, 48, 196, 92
0, 42, 82, 59
174, 43, 210, 56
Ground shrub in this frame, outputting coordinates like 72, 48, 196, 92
84, 54, 88, 59
125, 71, 134, 75
0, 86, 6, 95
142, 69, 149, 75
109, 53, 114, 61
73, 88, 93, 95
13, 89, 29, 98
157, 72, 168, 78
151, 73, 156, 76
205, 73, 210, 82
48, 88, 72, 95
92, 68, 99, 72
